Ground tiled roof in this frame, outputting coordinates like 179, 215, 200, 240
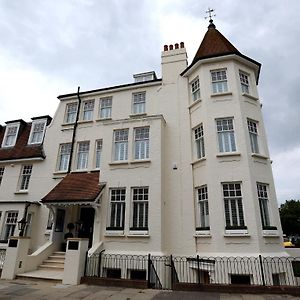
191, 22, 240, 64
182, 21, 261, 81
0, 122, 45, 161
41, 171, 102, 203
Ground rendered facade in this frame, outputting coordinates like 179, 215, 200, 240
0, 20, 287, 283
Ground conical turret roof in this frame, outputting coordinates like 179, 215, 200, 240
181, 20, 261, 82
192, 21, 240, 64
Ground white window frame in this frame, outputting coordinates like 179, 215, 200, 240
19, 165, 33, 191
99, 97, 112, 119
134, 127, 149, 160
131, 187, 149, 230
191, 77, 200, 101
2, 123, 20, 148
107, 188, 126, 230
65, 102, 78, 124
222, 183, 246, 229
0, 167, 4, 186
132, 92, 146, 114
82, 100, 94, 121
76, 141, 90, 170
239, 71, 250, 94
247, 119, 259, 154
1, 211, 18, 241
211, 69, 228, 93
113, 129, 128, 161
216, 118, 237, 153
257, 183, 271, 228
28, 119, 47, 145
194, 124, 205, 159
95, 139, 103, 169
196, 185, 209, 230
57, 143, 72, 172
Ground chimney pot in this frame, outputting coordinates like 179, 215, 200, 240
175, 43, 179, 49
164, 45, 168, 51
180, 42, 184, 48
169, 44, 174, 50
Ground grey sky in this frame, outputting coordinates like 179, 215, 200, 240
0, 0, 299, 204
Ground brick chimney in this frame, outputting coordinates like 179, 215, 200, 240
161, 42, 187, 83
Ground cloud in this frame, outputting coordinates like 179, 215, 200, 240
0, 0, 299, 204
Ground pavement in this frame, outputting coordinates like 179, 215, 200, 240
0, 279, 299, 300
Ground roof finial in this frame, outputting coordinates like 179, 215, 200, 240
205, 7, 216, 28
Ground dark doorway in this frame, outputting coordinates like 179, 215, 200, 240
79, 207, 95, 248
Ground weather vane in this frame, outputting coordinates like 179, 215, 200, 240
205, 7, 216, 22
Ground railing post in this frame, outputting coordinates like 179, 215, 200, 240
259, 255, 266, 286
147, 253, 151, 288
98, 251, 102, 277
197, 255, 201, 284
84, 250, 88, 277
170, 255, 173, 289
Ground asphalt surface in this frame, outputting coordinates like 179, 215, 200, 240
0, 279, 299, 300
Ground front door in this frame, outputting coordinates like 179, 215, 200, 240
79, 207, 95, 248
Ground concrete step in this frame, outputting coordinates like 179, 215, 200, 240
47, 256, 65, 261
43, 259, 65, 264
39, 264, 64, 270
17, 269, 63, 282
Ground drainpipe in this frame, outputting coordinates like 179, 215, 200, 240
68, 86, 82, 173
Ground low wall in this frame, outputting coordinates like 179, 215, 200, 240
81, 277, 148, 289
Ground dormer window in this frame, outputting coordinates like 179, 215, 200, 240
133, 71, 157, 83
2, 123, 20, 148
28, 119, 46, 144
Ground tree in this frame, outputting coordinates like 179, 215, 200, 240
279, 200, 300, 236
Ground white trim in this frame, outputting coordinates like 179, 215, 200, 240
0, 157, 44, 164
28, 118, 47, 145
1, 123, 20, 148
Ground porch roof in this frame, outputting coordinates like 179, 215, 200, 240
41, 171, 104, 204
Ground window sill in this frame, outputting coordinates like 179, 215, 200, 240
262, 229, 279, 237
96, 118, 112, 122
129, 113, 147, 118
72, 169, 89, 173
109, 161, 129, 166
216, 152, 241, 158
224, 228, 249, 236
61, 122, 75, 127
14, 191, 28, 195
242, 93, 258, 101
131, 159, 151, 164
224, 231, 249, 237
195, 230, 211, 237
251, 153, 269, 160
211, 91, 233, 98
128, 230, 149, 237
191, 157, 206, 165
77, 120, 94, 124
189, 99, 202, 109
105, 230, 125, 237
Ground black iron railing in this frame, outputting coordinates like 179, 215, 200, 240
84, 253, 300, 289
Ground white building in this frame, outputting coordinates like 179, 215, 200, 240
0, 20, 288, 285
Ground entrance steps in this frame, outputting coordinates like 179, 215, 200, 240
17, 251, 65, 282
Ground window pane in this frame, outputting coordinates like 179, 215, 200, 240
132, 187, 149, 229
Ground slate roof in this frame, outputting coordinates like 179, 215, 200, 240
41, 171, 103, 203
0, 121, 45, 161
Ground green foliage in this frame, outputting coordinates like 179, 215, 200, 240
279, 200, 300, 236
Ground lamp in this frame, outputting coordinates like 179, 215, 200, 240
18, 218, 27, 237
